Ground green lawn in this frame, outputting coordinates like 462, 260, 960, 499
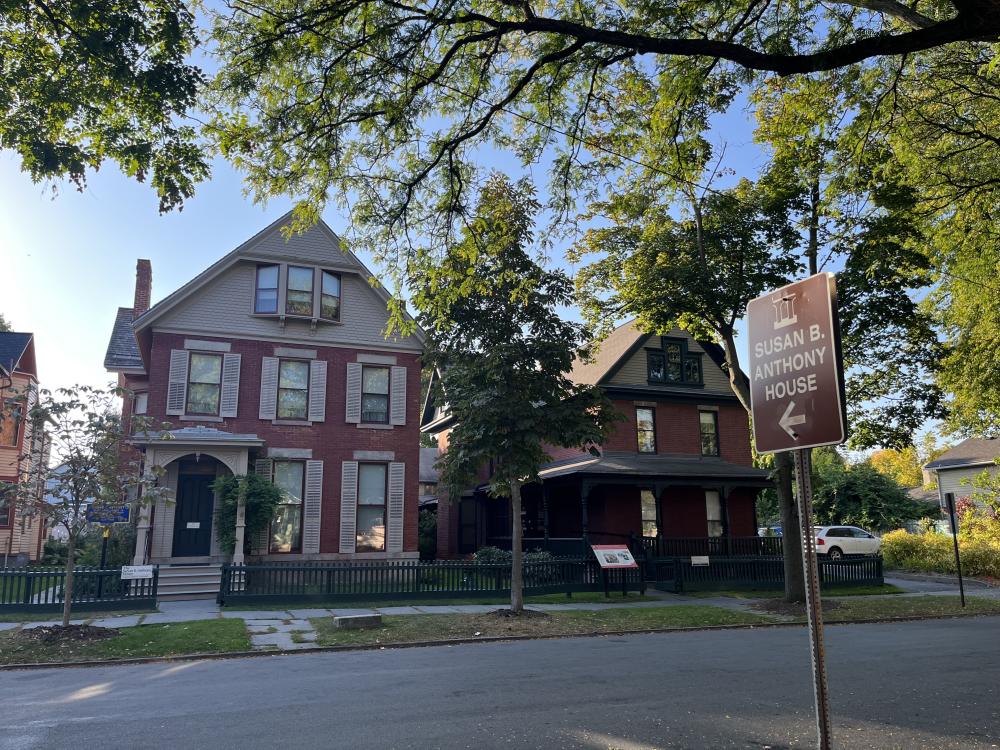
223, 591, 655, 611
821, 595, 1000, 622
0, 619, 250, 665
687, 584, 905, 599
310, 605, 774, 647
0, 608, 155, 624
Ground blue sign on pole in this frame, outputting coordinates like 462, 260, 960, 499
86, 504, 130, 524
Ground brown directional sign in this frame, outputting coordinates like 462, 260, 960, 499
747, 272, 847, 454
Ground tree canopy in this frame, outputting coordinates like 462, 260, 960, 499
1, 0, 207, 211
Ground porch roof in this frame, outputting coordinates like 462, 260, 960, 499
129, 426, 265, 448
537, 451, 772, 486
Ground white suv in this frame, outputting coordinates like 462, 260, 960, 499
815, 526, 881, 560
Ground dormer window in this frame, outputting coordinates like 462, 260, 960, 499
286, 266, 314, 316
647, 337, 703, 386
254, 263, 343, 323
255, 265, 279, 313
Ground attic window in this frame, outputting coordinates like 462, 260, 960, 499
320, 271, 341, 321
286, 266, 314, 316
647, 337, 703, 386
254, 263, 343, 323
255, 265, 279, 313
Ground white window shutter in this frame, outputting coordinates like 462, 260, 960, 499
302, 460, 324, 554
308, 360, 327, 422
259, 357, 279, 420
387, 462, 405, 553
166, 350, 189, 416
390, 366, 407, 426
345, 363, 362, 424
339, 461, 358, 553
251, 459, 273, 554
220, 353, 241, 418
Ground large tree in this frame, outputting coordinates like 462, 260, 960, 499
416, 173, 617, 613
1, 0, 207, 210
209, 1, 1000, 259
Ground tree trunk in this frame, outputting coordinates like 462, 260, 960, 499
721, 331, 806, 604
776, 452, 806, 603
61, 533, 76, 627
509, 480, 524, 614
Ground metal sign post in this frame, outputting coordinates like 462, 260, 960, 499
747, 272, 848, 750
945, 493, 966, 608
793, 449, 832, 750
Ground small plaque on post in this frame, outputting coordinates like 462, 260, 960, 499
591, 545, 638, 569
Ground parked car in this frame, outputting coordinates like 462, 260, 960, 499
814, 526, 881, 560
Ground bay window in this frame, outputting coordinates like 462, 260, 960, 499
286, 265, 314, 316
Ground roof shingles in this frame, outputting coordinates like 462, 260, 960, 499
0, 332, 32, 376
103, 308, 144, 371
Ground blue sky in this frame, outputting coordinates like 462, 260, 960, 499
0, 97, 765, 396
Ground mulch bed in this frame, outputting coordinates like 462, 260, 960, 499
754, 599, 842, 618
491, 608, 549, 619
20, 625, 118, 645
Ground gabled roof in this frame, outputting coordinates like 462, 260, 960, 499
0, 332, 34, 377
925, 438, 1000, 471
130, 210, 424, 346
104, 308, 144, 372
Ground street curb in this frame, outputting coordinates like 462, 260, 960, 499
886, 571, 996, 588
2, 610, 997, 671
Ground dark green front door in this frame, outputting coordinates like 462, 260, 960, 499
172, 474, 215, 557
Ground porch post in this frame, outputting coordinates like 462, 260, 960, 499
541, 483, 550, 547
720, 485, 731, 556
133, 500, 152, 566
580, 481, 591, 541
232, 452, 249, 565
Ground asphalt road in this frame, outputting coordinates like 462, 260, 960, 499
2, 617, 998, 750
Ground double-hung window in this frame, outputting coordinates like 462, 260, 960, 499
186, 353, 223, 415
636, 407, 656, 453
277, 360, 310, 420
357, 464, 387, 552
361, 366, 390, 424
270, 461, 304, 553
699, 410, 720, 456
647, 337, 704, 386
705, 490, 724, 537
255, 265, 279, 313
640, 489, 658, 537
320, 271, 341, 321
286, 265, 314, 317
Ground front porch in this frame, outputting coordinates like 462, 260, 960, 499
443, 451, 775, 561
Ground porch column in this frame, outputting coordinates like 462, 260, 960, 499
133, 500, 152, 565
541, 484, 550, 545
720, 485, 731, 556
231, 451, 250, 565
580, 481, 591, 540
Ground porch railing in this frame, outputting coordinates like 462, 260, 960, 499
0, 566, 159, 613
652, 555, 882, 593
638, 536, 784, 559
218, 558, 645, 605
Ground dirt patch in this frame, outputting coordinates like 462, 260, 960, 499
754, 599, 842, 618
20, 625, 118, 645
490, 608, 549, 619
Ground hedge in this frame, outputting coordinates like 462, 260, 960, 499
882, 527, 1000, 579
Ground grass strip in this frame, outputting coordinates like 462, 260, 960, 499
0, 619, 250, 665
686, 584, 905, 599
223, 591, 656, 611
311, 605, 773, 647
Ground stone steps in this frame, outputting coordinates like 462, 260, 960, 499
157, 564, 222, 602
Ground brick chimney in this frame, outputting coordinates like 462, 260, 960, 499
133, 259, 152, 315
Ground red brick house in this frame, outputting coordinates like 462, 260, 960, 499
0, 332, 50, 564
104, 213, 424, 595
424, 320, 772, 558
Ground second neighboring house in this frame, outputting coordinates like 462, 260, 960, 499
104, 213, 425, 578
925, 437, 1000, 513
0, 332, 49, 564
423, 320, 772, 558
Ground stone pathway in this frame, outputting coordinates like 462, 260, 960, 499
245, 617, 318, 651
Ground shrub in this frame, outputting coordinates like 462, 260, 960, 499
212, 474, 283, 554
882, 515, 1000, 579
41, 538, 69, 567
418, 509, 437, 560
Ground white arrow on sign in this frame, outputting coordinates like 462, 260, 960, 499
779, 400, 807, 439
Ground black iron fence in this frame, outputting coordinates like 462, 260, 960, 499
637, 536, 784, 559
218, 558, 646, 605
652, 555, 883, 593
0, 566, 159, 613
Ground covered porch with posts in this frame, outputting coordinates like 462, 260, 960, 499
452, 451, 775, 562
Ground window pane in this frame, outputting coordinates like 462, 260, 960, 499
684, 356, 702, 383
705, 491, 723, 538
362, 366, 389, 394
278, 389, 308, 419
270, 506, 301, 553
133, 393, 148, 415
274, 462, 304, 501
257, 264, 279, 288
647, 352, 665, 382
358, 464, 386, 505
189, 354, 222, 384
321, 294, 340, 321
279, 361, 309, 389
256, 288, 278, 314
322, 271, 340, 296
361, 394, 388, 423
286, 290, 312, 316
187, 383, 220, 414
637, 429, 655, 453
0, 403, 20, 447
640, 489, 658, 537
700, 411, 719, 456
357, 506, 386, 551
636, 407, 654, 432
287, 266, 313, 291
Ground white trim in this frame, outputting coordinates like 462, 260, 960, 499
152, 326, 423, 353
184, 339, 231, 352
356, 353, 398, 365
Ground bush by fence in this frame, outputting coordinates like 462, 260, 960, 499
882, 527, 1000, 579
